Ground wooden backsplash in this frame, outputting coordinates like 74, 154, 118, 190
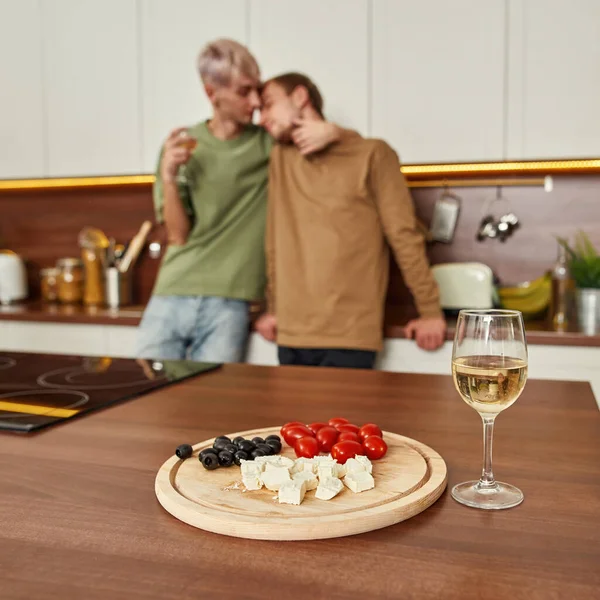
1, 176, 599, 318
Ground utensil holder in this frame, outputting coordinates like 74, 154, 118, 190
105, 267, 132, 309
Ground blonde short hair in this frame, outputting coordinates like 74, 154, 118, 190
197, 38, 260, 87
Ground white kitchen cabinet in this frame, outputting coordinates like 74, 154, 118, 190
0, 321, 106, 356
140, 0, 248, 172
0, 0, 45, 178
249, 0, 370, 134
506, 0, 600, 159
371, 0, 506, 163
41, 0, 141, 176
2, 322, 598, 409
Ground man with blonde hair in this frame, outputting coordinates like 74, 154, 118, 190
137, 41, 338, 363
256, 72, 446, 369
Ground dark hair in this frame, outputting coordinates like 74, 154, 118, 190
266, 72, 324, 117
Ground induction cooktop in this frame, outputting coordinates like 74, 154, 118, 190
0, 352, 221, 433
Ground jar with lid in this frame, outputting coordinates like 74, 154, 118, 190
57, 258, 84, 304
40, 267, 60, 303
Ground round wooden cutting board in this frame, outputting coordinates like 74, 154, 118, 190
155, 427, 447, 541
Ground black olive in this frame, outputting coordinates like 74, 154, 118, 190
200, 447, 218, 458
238, 440, 255, 453
215, 436, 232, 444
233, 436, 245, 446
251, 449, 267, 459
265, 434, 281, 443
224, 443, 238, 454
201, 453, 219, 470
265, 439, 282, 454
256, 443, 273, 456
252, 437, 265, 446
234, 450, 249, 466
213, 439, 230, 452
218, 450, 235, 467
175, 444, 193, 459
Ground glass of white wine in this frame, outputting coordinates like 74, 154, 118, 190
451, 309, 528, 509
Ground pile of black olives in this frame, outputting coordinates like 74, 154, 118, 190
176, 434, 282, 471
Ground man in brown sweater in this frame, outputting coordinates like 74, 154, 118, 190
255, 72, 446, 369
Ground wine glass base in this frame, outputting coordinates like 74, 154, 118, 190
451, 480, 523, 510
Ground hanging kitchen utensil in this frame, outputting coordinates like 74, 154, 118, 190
476, 187, 520, 243
429, 186, 461, 243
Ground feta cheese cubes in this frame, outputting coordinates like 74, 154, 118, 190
343, 471, 375, 493
260, 466, 291, 491
315, 476, 344, 500
278, 479, 307, 505
240, 449, 376, 504
293, 470, 319, 491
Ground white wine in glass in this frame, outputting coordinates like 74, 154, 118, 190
451, 309, 528, 509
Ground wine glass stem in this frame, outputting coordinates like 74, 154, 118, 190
479, 416, 497, 489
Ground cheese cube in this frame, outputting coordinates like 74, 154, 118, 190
316, 459, 340, 480
242, 476, 263, 491
292, 458, 316, 474
344, 458, 367, 475
240, 459, 264, 477
278, 479, 307, 505
260, 466, 291, 491
293, 470, 319, 491
257, 455, 295, 470
355, 455, 373, 474
343, 471, 375, 493
315, 476, 344, 500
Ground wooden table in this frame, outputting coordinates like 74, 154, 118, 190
1, 364, 599, 600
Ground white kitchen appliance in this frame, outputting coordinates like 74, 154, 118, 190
0, 250, 28, 305
431, 262, 494, 311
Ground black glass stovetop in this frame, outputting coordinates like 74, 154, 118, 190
0, 352, 221, 433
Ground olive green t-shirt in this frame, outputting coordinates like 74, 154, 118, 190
152, 122, 273, 301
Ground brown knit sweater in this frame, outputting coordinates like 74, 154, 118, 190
266, 131, 442, 351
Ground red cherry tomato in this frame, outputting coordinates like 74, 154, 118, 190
359, 423, 383, 442
331, 440, 363, 465
294, 436, 319, 458
316, 426, 339, 452
307, 422, 328, 435
335, 423, 360, 435
338, 431, 360, 443
362, 435, 388, 460
328, 417, 349, 428
280, 421, 305, 437
283, 425, 314, 446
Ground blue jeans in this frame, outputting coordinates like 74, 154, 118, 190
136, 296, 250, 363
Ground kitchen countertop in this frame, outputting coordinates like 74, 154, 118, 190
1, 362, 599, 599
2, 301, 600, 347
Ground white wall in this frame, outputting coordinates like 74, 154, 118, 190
1, 0, 599, 179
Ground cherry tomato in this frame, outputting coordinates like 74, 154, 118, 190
328, 417, 349, 428
294, 436, 319, 458
338, 431, 360, 443
283, 425, 314, 446
359, 423, 383, 442
280, 421, 305, 438
316, 426, 339, 452
331, 440, 364, 465
335, 423, 360, 435
362, 435, 388, 460
307, 422, 327, 435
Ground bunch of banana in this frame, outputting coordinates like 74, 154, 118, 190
497, 272, 552, 316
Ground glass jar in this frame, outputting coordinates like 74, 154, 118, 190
40, 267, 60, 303
57, 258, 84, 304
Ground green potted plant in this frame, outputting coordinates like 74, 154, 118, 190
557, 231, 600, 335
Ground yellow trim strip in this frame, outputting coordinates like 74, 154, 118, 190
0, 401, 79, 418
0, 175, 154, 191
401, 158, 600, 176
0, 158, 599, 192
